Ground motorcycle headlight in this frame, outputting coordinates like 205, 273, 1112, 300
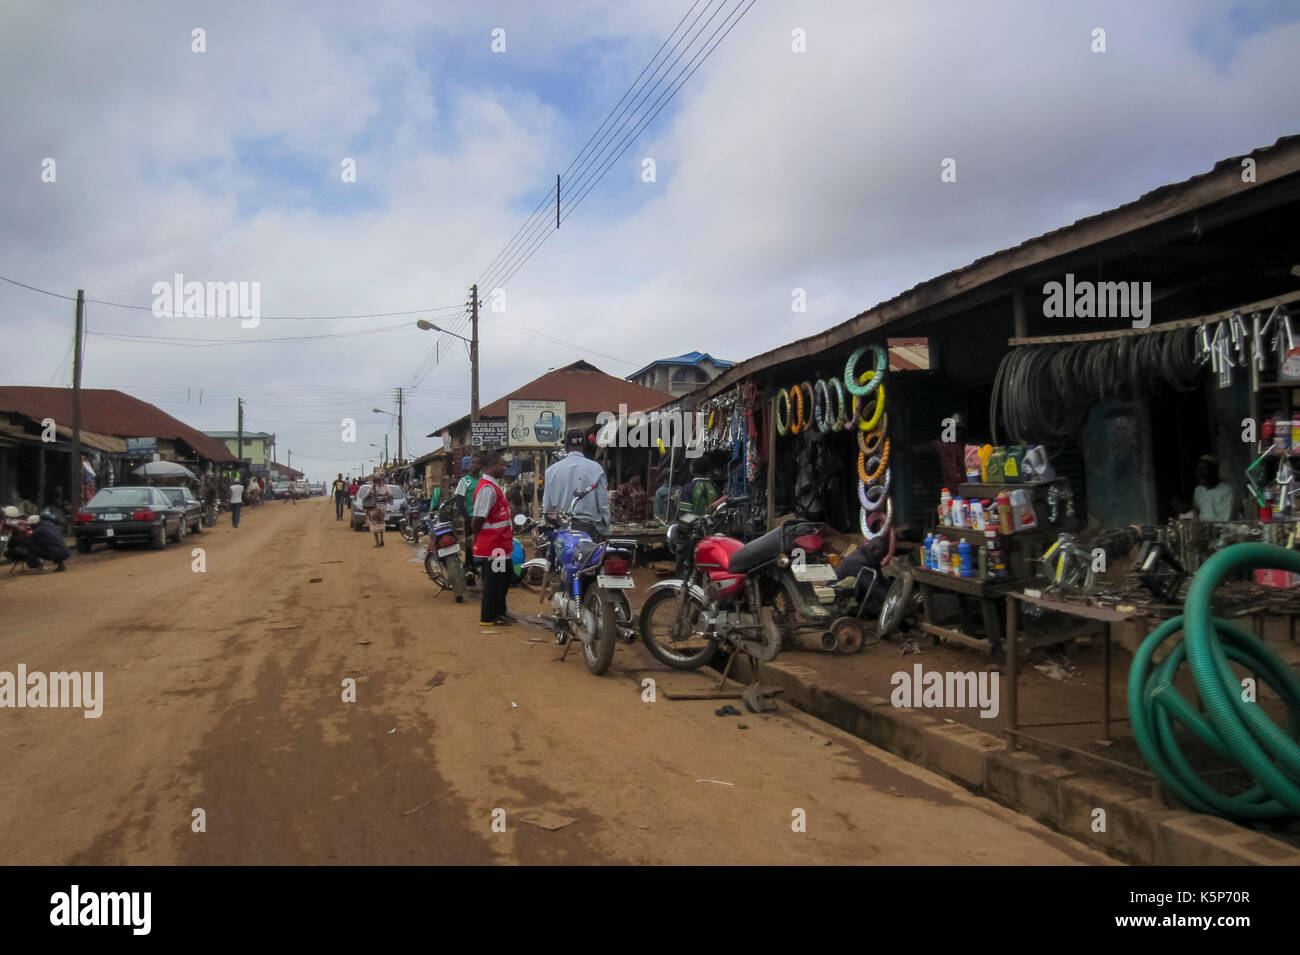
666, 524, 678, 548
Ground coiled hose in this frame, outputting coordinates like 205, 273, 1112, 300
1128, 543, 1300, 821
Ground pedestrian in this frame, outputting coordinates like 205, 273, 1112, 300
332, 472, 348, 520
23, 515, 70, 572
347, 476, 360, 508
1193, 455, 1234, 522
366, 475, 391, 547
471, 449, 514, 627
230, 476, 244, 528
542, 429, 610, 539
455, 452, 483, 571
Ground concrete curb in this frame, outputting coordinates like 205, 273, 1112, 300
725, 655, 1300, 866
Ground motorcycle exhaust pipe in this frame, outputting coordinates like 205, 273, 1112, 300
787, 628, 838, 653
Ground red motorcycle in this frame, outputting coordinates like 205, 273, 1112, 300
638, 494, 837, 711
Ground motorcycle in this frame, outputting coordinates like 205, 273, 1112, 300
399, 495, 431, 543
637, 493, 837, 712
513, 482, 638, 676
423, 503, 468, 601
201, 499, 222, 527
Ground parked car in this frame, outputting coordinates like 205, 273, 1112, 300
351, 484, 406, 531
73, 486, 186, 552
308, 481, 325, 496
157, 486, 203, 535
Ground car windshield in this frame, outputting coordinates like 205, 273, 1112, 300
88, 487, 155, 507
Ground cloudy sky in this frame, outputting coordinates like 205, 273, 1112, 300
1, 0, 1297, 477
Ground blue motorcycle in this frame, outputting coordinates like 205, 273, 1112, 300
422, 502, 469, 602
515, 481, 636, 676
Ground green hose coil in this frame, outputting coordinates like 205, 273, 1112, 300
1128, 543, 1300, 821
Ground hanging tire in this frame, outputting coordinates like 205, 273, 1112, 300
878, 572, 914, 638
638, 587, 717, 670
579, 588, 618, 676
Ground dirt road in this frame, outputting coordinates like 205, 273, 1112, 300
0, 498, 1111, 864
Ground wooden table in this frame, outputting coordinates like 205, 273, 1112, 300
911, 566, 1019, 655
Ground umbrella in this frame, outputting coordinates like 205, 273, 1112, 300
133, 461, 196, 481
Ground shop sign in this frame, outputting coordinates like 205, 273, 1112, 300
470, 420, 507, 447
507, 399, 566, 447
126, 437, 156, 454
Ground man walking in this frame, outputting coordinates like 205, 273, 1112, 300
332, 472, 348, 520
543, 429, 610, 539
471, 449, 514, 627
230, 476, 244, 528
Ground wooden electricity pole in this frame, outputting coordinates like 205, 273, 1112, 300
470, 284, 480, 423
69, 289, 85, 512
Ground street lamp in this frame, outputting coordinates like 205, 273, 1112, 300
416, 285, 479, 423
373, 406, 403, 465
369, 440, 388, 467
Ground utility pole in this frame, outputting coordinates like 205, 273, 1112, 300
470, 283, 480, 423
396, 386, 404, 464
383, 434, 389, 467
287, 449, 291, 473
69, 289, 84, 513
237, 398, 244, 479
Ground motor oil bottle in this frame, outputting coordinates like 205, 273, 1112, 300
996, 492, 1012, 534
923, 533, 935, 569
958, 539, 973, 577
938, 537, 952, 574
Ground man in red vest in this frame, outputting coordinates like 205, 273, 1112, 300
470, 449, 514, 627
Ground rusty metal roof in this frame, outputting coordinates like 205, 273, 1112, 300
696, 134, 1300, 398
432, 361, 673, 434
0, 386, 239, 462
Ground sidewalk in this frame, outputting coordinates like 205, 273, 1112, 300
724, 630, 1300, 866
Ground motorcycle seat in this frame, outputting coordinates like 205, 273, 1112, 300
727, 522, 817, 575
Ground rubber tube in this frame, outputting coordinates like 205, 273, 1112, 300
1128, 543, 1300, 821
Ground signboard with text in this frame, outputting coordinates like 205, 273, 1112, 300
470, 420, 508, 447
507, 399, 567, 448
126, 437, 157, 454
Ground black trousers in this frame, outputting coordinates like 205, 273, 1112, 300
478, 557, 511, 623
334, 492, 347, 519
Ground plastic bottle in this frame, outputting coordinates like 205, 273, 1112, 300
977, 544, 988, 579
970, 499, 985, 530
930, 536, 942, 570
958, 539, 973, 577
923, 533, 935, 569
996, 492, 1012, 534
938, 537, 952, 574
940, 488, 952, 523
1292, 415, 1300, 450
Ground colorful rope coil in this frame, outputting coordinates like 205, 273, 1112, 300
845, 345, 887, 397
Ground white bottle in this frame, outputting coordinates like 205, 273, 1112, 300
938, 537, 952, 574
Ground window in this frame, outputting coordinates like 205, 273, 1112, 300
671, 367, 706, 387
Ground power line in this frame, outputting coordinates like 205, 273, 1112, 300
473, 0, 712, 290
488, 0, 756, 294
0, 274, 466, 322
88, 320, 414, 347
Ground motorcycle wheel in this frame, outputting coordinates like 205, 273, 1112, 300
445, 554, 467, 603
877, 571, 915, 639
579, 588, 617, 676
638, 587, 717, 671
425, 551, 448, 591
400, 520, 415, 543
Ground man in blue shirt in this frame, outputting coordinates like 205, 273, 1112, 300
543, 429, 610, 539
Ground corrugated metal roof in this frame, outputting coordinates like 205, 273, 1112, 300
433, 361, 673, 434
626, 351, 735, 380
0, 386, 239, 462
695, 134, 1300, 398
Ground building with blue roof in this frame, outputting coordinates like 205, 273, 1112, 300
625, 352, 734, 396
